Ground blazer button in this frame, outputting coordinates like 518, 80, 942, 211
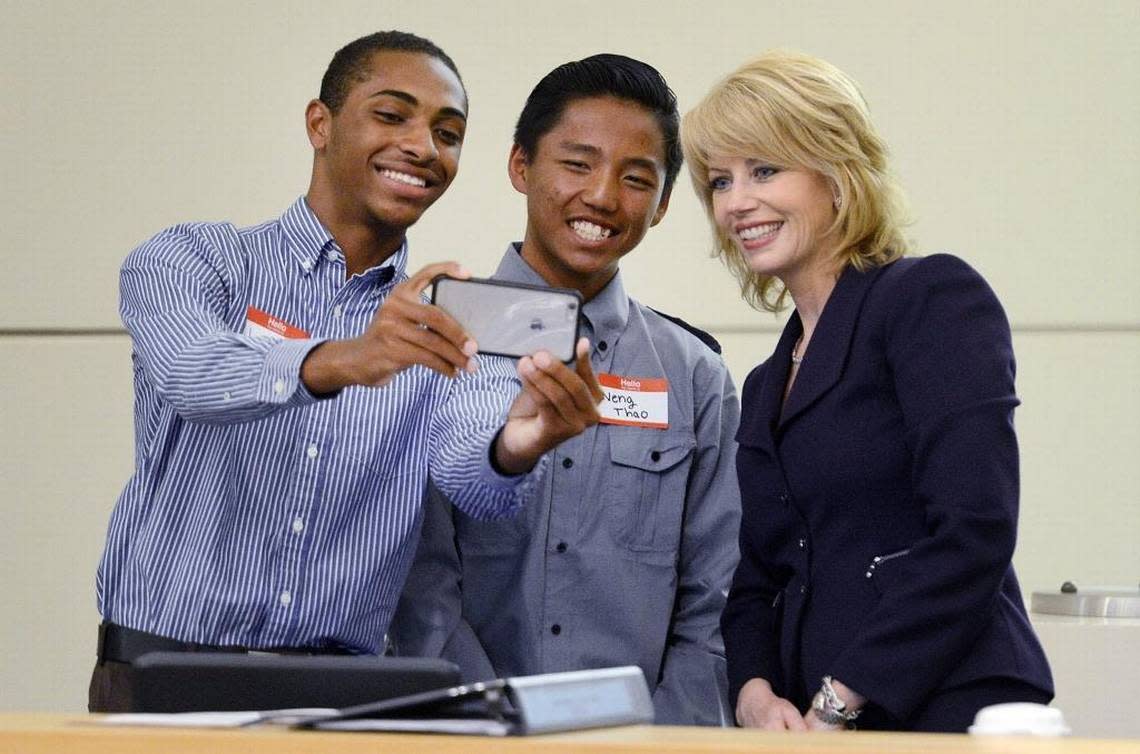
798, 538, 806, 549
799, 585, 807, 595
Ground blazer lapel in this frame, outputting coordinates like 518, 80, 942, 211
737, 317, 801, 456
778, 264, 880, 430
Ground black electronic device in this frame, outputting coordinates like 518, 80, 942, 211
431, 275, 582, 363
128, 652, 461, 713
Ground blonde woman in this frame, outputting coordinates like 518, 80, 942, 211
681, 51, 1053, 732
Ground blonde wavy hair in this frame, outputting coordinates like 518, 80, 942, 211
681, 50, 909, 312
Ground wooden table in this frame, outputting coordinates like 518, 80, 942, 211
2, 713, 1137, 753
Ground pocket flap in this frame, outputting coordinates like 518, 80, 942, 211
609, 433, 695, 472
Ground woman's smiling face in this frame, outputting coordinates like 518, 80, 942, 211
707, 156, 837, 282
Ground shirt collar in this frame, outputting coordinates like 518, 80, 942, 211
495, 243, 630, 342
280, 197, 334, 273
280, 196, 407, 285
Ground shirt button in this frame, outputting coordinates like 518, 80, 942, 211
650, 451, 661, 463
556, 542, 567, 553
598, 341, 608, 352
292, 518, 305, 534
332, 305, 343, 318
779, 492, 789, 504
274, 379, 286, 395
561, 457, 573, 469
799, 585, 807, 595
326, 250, 337, 262
301, 260, 313, 272
551, 624, 562, 635
798, 538, 806, 549
306, 444, 319, 460
279, 591, 292, 606
223, 391, 231, 401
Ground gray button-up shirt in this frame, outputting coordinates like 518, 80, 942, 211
391, 245, 741, 725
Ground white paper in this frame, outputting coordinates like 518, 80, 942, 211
99, 708, 336, 728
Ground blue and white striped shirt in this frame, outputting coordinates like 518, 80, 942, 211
97, 197, 537, 653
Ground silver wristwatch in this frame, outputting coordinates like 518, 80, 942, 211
811, 675, 861, 727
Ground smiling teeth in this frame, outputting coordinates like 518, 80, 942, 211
380, 169, 426, 187
739, 222, 782, 240
570, 220, 613, 242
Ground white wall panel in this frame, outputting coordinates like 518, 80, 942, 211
2, 1, 1137, 329
0, 337, 132, 711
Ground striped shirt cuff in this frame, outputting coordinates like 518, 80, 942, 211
479, 440, 550, 501
260, 337, 327, 407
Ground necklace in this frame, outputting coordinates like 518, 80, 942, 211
791, 335, 804, 365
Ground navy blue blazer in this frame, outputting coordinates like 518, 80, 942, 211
723, 254, 1053, 726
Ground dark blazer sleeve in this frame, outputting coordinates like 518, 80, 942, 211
721, 365, 785, 708
830, 254, 1023, 720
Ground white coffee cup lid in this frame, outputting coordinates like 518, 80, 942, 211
968, 703, 1070, 736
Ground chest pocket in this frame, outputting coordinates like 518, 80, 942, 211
606, 431, 695, 557
342, 371, 435, 475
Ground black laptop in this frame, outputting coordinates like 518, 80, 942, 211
128, 652, 461, 713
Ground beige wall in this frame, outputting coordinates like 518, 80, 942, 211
2, 0, 1137, 730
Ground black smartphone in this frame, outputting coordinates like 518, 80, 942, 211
430, 275, 582, 362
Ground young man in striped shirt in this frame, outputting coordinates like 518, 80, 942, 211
90, 30, 602, 711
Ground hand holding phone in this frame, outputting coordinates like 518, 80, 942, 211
494, 337, 605, 474
431, 276, 582, 362
301, 262, 477, 392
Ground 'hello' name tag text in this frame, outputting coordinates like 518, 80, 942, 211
244, 306, 309, 340
598, 373, 668, 429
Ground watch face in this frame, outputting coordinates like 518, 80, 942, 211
812, 689, 853, 726
813, 706, 844, 726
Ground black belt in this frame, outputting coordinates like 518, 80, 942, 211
96, 622, 355, 664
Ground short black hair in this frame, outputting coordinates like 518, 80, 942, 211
513, 54, 682, 196
319, 30, 464, 113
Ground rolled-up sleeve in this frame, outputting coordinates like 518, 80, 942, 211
427, 355, 546, 520
120, 224, 323, 424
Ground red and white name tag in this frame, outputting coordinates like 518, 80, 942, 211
244, 306, 309, 340
598, 373, 669, 429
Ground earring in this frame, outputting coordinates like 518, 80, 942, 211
833, 193, 841, 210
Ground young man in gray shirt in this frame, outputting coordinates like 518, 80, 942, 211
391, 54, 741, 725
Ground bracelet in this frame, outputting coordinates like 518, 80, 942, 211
811, 675, 861, 727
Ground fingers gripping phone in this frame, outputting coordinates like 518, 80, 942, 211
430, 275, 582, 362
